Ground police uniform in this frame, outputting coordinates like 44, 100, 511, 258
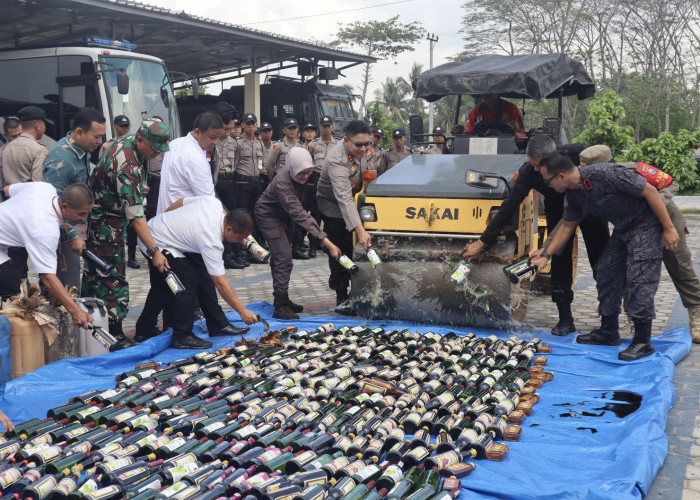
564, 164, 663, 324
234, 113, 266, 243
377, 145, 412, 174
367, 128, 385, 172
213, 134, 237, 211
264, 118, 299, 177
1, 133, 47, 185
82, 120, 170, 337
424, 126, 446, 154
317, 142, 364, 304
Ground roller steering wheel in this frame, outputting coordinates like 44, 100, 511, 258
473, 120, 516, 137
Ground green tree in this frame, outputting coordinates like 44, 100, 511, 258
374, 77, 411, 124
332, 16, 425, 118
368, 101, 398, 149
574, 90, 634, 155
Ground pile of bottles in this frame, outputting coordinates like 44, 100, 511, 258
0, 325, 552, 500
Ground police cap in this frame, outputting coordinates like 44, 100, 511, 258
372, 128, 384, 138
242, 113, 257, 124
320, 115, 334, 126
283, 118, 299, 128
302, 122, 316, 131
260, 122, 273, 131
392, 128, 405, 138
18, 106, 46, 122
114, 115, 130, 126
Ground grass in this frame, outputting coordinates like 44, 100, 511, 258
681, 208, 700, 214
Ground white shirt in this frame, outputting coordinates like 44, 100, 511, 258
157, 133, 215, 214
141, 196, 226, 276
0, 182, 60, 274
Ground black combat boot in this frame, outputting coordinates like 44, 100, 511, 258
273, 291, 299, 320
127, 245, 140, 269
576, 315, 621, 346
288, 298, 304, 314
109, 322, 136, 351
618, 320, 655, 361
308, 240, 317, 258
552, 301, 576, 336
225, 244, 246, 270
292, 245, 309, 260
334, 289, 355, 316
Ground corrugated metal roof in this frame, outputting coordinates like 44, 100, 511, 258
1, 0, 375, 80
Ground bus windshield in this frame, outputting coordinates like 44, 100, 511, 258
100, 56, 181, 139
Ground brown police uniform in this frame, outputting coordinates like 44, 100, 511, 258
0, 132, 47, 185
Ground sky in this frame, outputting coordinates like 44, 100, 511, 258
145, 0, 466, 108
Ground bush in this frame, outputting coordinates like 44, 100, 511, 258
574, 90, 634, 156
620, 128, 700, 192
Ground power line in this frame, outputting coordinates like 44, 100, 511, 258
241, 0, 415, 26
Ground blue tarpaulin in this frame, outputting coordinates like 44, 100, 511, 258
0, 302, 691, 499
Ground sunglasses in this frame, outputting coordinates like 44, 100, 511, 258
351, 140, 371, 148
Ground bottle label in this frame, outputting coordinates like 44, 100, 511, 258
34, 476, 58, 499
431, 450, 461, 469
0, 442, 20, 460
78, 479, 98, 494
451, 261, 471, 283
342, 459, 366, 477
324, 456, 350, 473
164, 437, 187, 451
169, 462, 200, 483
97, 442, 122, 457
101, 457, 133, 472
34, 445, 62, 463
383, 465, 403, 482
256, 449, 283, 464
367, 248, 381, 267
355, 463, 380, 482
69, 440, 92, 455
338, 255, 355, 270
63, 426, 90, 439
77, 406, 100, 418
293, 450, 316, 465
118, 466, 147, 481
0, 468, 22, 489
159, 481, 187, 497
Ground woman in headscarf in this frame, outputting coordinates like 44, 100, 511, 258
255, 147, 341, 319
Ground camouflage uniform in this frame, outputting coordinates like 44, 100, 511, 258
82, 120, 170, 327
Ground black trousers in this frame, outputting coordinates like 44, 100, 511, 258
0, 248, 27, 300
545, 196, 610, 304
136, 252, 230, 339
145, 176, 160, 221
294, 172, 321, 248
322, 215, 354, 292
233, 178, 265, 243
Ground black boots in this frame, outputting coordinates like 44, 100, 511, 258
224, 244, 247, 269
334, 289, 354, 316
552, 302, 575, 336
576, 316, 621, 346
127, 246, 140, 269
109, 322, 136, 351
618, 320, 655, 361
292, 244, 309, 260
273, 290, 299, 320
288, 299, 304, 314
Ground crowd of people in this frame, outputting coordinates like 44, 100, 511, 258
0, 97, 698, 367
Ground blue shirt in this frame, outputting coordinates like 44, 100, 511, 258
43, 132, 91, 194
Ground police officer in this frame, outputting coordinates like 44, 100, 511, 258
317, 120, 373, 315
425, 126, 446, 154
304, 115, 340, 258
259, 122, 274, 163
463, 135, 611, 336
366, 128, 385, 173
579, 144, 700, 344
377, 128, 412, 174
256, 148, 342, 319
532, 151, 679, 361
301, 122, 316, 147
82, 119, 171, 351
1, 106, 47, 187
43, 107, 107, 288
234, 112, 267, 260
0, 117, 21, 198
264, 118, 299, 177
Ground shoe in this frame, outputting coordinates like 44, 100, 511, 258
551, 319, 575, 336
224, 258, 246, 270
576, 328, 621, 346
209, 324, 251, 337
288, 298, 304, 314
134, 327, 161, 342
170, 334, 213, 349
334, 300, 355, 316
618, 341, 655, 361
292, 246, 309, 260
273, 290, 300, 320
127, 258, 141, 269
273, 305, 299, 320
193, 307, 204, 320
308, 246, 317, 258
111, 336, 136, 351
689, 306, 700, 344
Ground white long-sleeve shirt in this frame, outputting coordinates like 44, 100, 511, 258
157, 133, 215, 214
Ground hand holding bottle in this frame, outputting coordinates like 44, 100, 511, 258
355, 225, 372, 250
68, 237, 86, 255
462, 240, 485, 261
323, 238, 341, 259
0, 409, 13, 431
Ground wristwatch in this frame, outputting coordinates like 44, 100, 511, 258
146, 246, 160, 258
541, 250, 552, 261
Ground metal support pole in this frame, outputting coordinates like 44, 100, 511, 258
426, 33, 439, 133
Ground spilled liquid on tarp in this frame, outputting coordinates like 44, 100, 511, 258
557, 390, 643, 419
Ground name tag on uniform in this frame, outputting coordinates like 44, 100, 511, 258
257, 157, 263, 171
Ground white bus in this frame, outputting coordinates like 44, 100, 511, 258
0, 39, 181, 153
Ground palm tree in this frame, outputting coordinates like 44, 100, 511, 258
375, 77, 411, 123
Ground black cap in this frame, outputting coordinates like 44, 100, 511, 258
242, 113, 257, 124
432, 126, 445, 136
372, 128, 384, 138
260, 122, 273, 131
284, 118, 298, 128
320, 115, 333, 126
233, 118, 241, 125
392, 128, 405, 138
114, 115, 130, 126
18, 106, 46, 122
302, 122, 316, 131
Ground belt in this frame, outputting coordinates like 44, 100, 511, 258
234, 173, 261, 182
218, 172, 236, 180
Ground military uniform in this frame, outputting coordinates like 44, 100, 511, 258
377, 146, 412, 175
264, 137, 297, 177
0, 132, 47, 185
82, 120, 170, 332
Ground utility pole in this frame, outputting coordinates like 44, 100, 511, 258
427, 33, 439, 133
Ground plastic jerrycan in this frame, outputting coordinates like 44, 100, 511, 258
76, 298, 110, 356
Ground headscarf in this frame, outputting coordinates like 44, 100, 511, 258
286, 147, 314, 184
